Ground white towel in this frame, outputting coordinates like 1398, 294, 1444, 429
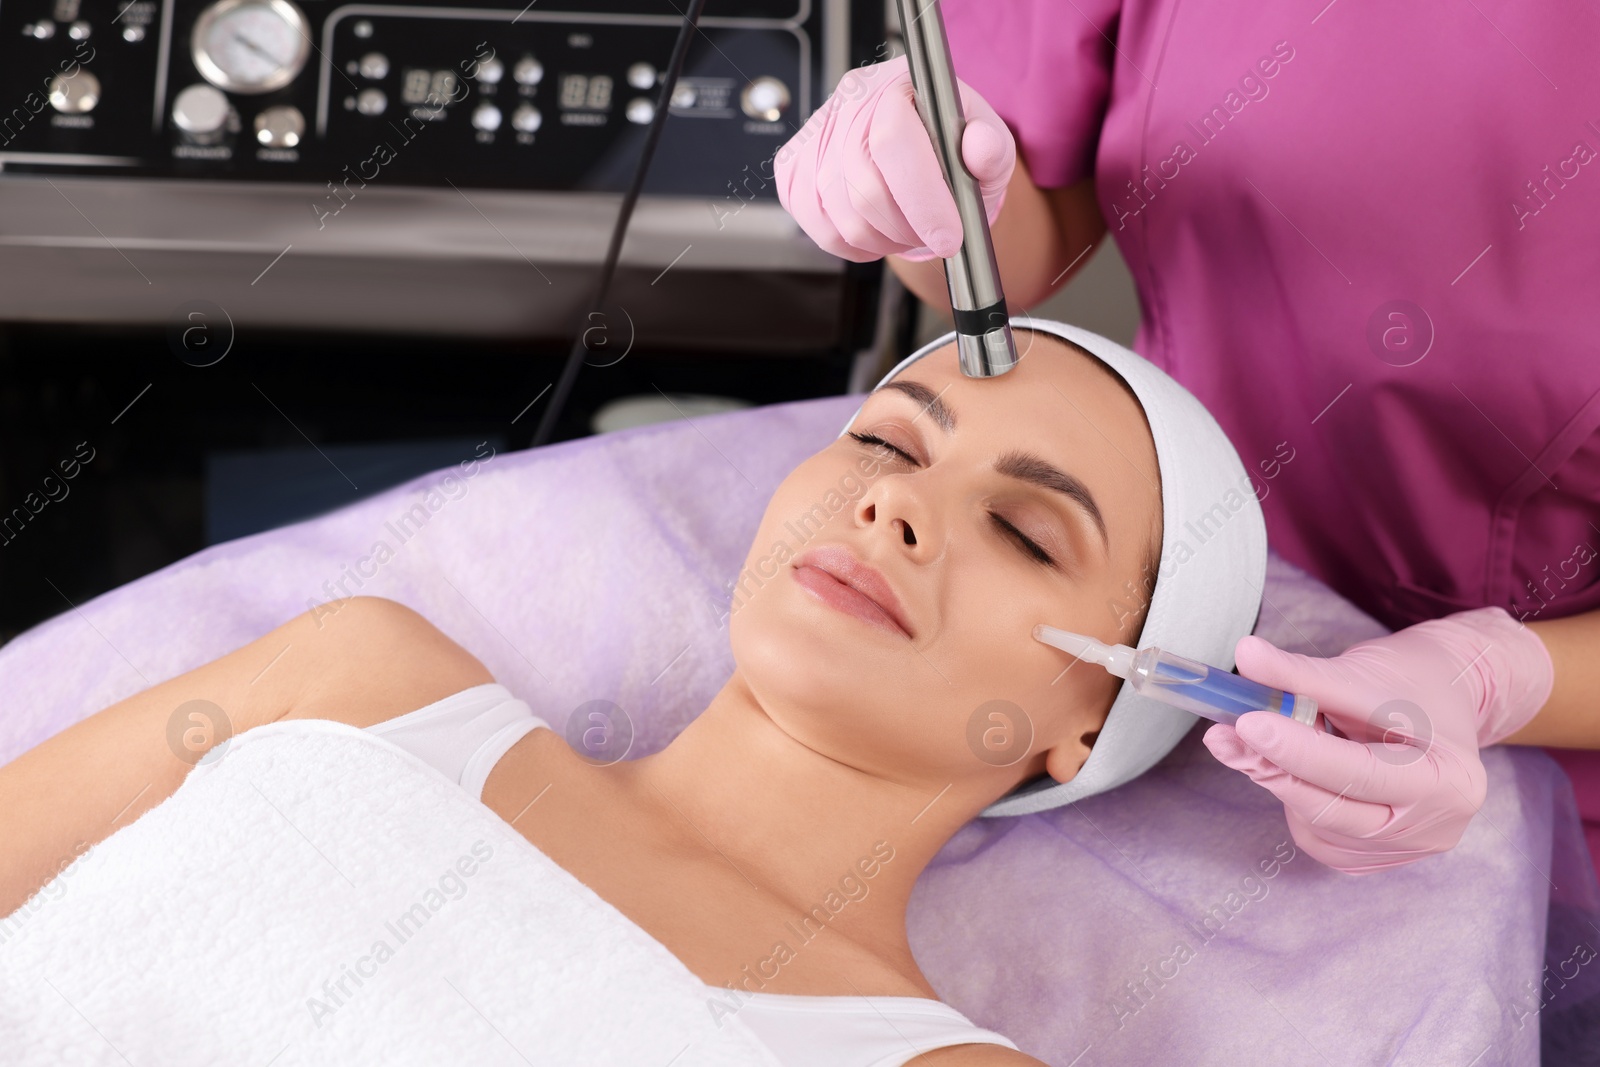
0, 720, 782, 1067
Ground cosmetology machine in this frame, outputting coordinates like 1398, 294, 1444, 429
0, 0, 890, 381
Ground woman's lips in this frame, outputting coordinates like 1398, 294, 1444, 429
790, 546, 914, 639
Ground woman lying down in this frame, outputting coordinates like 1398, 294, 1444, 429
0, 318, 1264, 1065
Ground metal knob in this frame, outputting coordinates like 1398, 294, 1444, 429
172, 83, 231, 137
740, 76, 789, 122
48, 70, 100, 113
253, 104, 304, 147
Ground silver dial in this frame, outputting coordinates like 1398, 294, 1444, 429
48, 70, 101, 113
191, 0, 310, 94
172, 83, 232, 137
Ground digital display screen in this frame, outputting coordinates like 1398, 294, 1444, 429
559, 74, 613, 110
402, 68, 430, 104
401, 69, 459, 106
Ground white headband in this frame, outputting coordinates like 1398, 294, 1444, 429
843, 316, 1266, 816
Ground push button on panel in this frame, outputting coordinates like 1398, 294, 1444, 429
512, 104, 542, 133
625, 97, 654, 124
626, 62, 656, 89
513, 56, 543, 86
472, 103, 501, 131
475, 56, 504, 85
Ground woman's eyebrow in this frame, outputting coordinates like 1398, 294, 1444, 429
878, 381, 956, 433
994, 449, 1109, 552
868, 384, 1110, 551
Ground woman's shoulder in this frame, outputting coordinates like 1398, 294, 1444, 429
277, 596, 497, 730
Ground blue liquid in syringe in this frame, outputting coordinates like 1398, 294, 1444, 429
1130, 647, 1316, 727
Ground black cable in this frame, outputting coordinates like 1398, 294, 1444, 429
529, 0, 710, 448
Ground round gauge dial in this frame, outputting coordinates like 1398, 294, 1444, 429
191, 0, 311, 94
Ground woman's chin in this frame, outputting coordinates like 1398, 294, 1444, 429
731, 609, 918, 706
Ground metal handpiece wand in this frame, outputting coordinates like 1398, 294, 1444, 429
892, 0, 1019, 377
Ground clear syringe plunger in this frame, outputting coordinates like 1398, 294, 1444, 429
1034, 625, 1319, 728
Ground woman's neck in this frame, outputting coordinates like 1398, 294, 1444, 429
608, 673, 1003, 962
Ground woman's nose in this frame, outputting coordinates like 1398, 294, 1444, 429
855, 477, 937, 557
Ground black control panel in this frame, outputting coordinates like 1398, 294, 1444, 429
0, 0, 861, 194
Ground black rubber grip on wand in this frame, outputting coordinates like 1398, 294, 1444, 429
951, 298, 1010, 336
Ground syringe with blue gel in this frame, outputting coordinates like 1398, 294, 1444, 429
1034, 626, 1320, 728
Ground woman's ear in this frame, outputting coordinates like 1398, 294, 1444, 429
1042, 728, 1100, 785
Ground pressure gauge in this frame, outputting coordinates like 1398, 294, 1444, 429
191, 0, 310, 94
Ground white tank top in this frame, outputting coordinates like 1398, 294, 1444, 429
365, 683, 1020, 1067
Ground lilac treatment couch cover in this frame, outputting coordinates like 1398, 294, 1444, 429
3, 395, 1598, 1066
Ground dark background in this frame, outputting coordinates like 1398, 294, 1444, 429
0, 317, 875, 644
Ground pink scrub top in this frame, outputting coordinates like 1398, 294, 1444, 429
941, 1, 1600, 873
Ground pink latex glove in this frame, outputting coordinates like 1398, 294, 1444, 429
1202, 607, 1555, 874
773, 53, 1016, 263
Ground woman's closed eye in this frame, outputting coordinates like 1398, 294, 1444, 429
851, 431, 1062, 572
851, 428, 915, 467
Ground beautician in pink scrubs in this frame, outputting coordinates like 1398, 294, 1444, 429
775, 2, 1600, 878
